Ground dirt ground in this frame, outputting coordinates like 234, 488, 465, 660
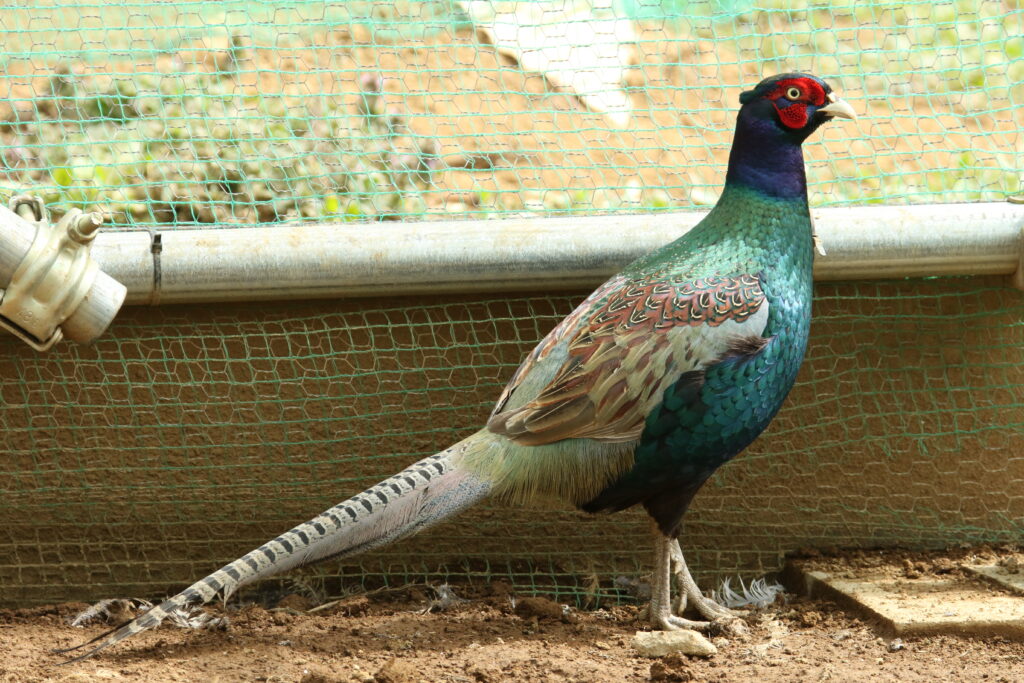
4, 554, 1024, 683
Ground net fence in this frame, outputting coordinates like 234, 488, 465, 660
0, 1, 1022, 607
0, 0, 1020, 224
3, 280, 1023, 607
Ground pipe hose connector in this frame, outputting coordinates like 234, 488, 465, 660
0, 195, 127, 351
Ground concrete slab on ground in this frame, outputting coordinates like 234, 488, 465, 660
784, 563, 1024, 639
966, 564, 1024, 597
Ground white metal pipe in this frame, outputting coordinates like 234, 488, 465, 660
87, 202, 1024, 306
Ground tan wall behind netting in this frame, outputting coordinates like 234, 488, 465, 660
2, 276, 1022, 607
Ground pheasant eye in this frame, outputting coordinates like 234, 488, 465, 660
786, 87, 802, 100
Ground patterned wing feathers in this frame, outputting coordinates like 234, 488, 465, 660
489, 273, 767, 446
491, 275, 627, 416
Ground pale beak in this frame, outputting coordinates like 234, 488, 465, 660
817, 92, 857, 120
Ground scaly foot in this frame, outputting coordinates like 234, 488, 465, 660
647, 532, 711, 632
669, 539, 748, 635
649, 609, 709, 631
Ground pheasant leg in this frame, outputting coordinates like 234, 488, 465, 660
647, 531, 710, 631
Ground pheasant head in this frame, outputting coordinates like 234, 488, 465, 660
727, 72, 856, 198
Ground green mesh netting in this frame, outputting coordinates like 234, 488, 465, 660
0, 1, 1019, 224
1, 1, 1023, 607
2, 280, 1023, 607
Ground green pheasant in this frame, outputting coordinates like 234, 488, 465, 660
62, 73, 855, 660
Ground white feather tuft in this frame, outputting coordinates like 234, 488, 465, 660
710, 576, 786, 609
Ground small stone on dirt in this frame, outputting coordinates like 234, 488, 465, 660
300, 665, 347, 683
649, 652, 694, 681
798, 609, 823, 628
998, 556, 1021, 574
632, 630, 717, 657
61, 671, 121, 682
374, 658, 418, 683
514, 596, 565, 621
328, 595, 371, 617
467, 664, 499, 682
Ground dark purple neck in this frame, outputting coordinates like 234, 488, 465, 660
724, 109, 808, 200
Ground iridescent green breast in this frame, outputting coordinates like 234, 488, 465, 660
579, 186, 814, 535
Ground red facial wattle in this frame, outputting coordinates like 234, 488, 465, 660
776, 102, 808, 128
764, 77, 827, 130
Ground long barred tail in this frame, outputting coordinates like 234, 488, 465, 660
57, 432, 494, 663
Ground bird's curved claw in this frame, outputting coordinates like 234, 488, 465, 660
667, 538, 751, 634
672, 587, 749, 636
651, 612, 710, 632
679, 593, 747, 622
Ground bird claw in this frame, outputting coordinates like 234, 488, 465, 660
651, 612, 710, 632
70, 598, 153, 627
656, 599, 746, 636
676, 593, 750, 638
666, 538, 752, 630
683, 594, 746, 621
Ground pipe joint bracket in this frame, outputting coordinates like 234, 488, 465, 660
0, 196, 126, 351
